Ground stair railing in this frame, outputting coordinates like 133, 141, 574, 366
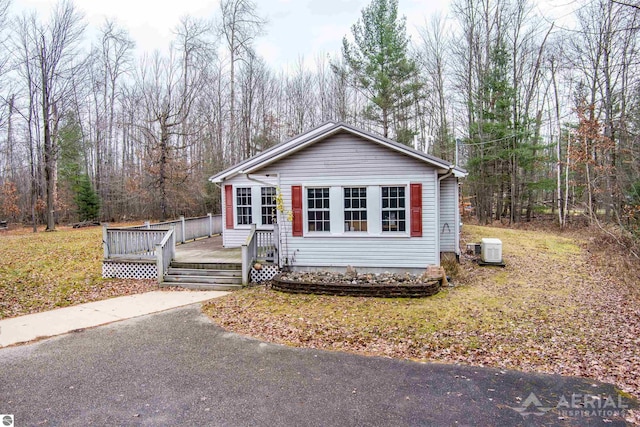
156, 228, 176, 283
241, 224, 258, 286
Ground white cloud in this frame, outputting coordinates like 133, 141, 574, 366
10, 0, 455, 70
254, 40, 281, 66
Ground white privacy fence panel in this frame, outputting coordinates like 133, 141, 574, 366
184, 216, 210, 241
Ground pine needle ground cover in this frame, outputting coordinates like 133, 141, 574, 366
204, 225, 640, 404
0, 225, 156, 319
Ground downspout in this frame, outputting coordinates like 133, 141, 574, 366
437, 167, 455, 265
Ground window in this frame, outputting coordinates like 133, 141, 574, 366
382, 186, 406, 232
261, 187, 277, 225
307, 188, 330, 232
236, 187, 252, 225
344, 187, 367, 232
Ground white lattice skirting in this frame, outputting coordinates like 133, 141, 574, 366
103, 260, 157, 279
251, 264, 280, 283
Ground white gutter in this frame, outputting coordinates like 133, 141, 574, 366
242, 173, 279, 187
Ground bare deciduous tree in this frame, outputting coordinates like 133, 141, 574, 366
219, 0, 265, 161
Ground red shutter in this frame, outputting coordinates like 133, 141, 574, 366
292, 185, 303, 237
225, 185, 234, 229
410, 183, 422, 237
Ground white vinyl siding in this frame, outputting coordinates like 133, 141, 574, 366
439, 176, 458, 254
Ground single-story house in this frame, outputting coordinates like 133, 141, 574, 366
209, 122, 467, 274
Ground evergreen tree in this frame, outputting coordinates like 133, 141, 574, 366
339, 0, 420, 141
58, 112, 102, 222
74, 174, 100, 221
466, 44, 515, 224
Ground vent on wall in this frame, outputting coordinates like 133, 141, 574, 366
481, 238, 503, 263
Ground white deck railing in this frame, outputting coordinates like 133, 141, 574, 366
103, 215, 278, 286
104, 214, 221, 259
130, 214, 221, 244
103, 228, 171, 259
241, 224, 278, 285
156, 228, 176, 283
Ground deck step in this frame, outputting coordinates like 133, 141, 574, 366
163, 274, 242, 285
170, 262, 242, 270
164, 260, 243, 290
167, 268, 241, 277
159, 282, 242, 291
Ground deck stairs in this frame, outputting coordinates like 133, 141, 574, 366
161, 261, 243, 291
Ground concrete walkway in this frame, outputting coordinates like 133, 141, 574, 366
0, 290, 228, 347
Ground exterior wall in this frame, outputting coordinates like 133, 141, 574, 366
255, 131, 440, 269
439, 176, 457, 253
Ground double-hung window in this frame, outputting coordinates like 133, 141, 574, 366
236, 187, 252, 225
261, 187, 277, 225
344, 187, 367, 232
307, 188, 330, 232
381, 186, 406, 232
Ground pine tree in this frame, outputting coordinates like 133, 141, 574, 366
74, 174, 100, 221
466, 44, 515, 224
340, 0, 420, 141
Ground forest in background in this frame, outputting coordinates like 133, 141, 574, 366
0, 0, 638, 239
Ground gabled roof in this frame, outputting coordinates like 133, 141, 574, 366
209, 122, 468, 183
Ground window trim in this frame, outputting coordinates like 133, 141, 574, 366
343, 186, 368, 233
235, 187, 253, 226
305, 187, 331, 233
261, 186, 277, 226
381, 185, 408, 234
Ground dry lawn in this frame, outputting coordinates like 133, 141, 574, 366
204, 225, 640, 407
0, 224, 157, 319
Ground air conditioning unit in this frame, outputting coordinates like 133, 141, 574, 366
481, 238, 502, 263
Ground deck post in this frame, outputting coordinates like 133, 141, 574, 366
207, 213, 213, 237
156, 243, 164, 283
180, 216, 186, 243
145, 221, 150, 229
241, 244, 249, 286
102, 224, 109, 259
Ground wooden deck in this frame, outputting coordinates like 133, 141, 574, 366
173, 235, 241, 264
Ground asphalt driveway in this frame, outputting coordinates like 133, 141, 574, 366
0, 306, 635, 426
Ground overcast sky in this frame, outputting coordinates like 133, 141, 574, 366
10, 0, 574, 70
